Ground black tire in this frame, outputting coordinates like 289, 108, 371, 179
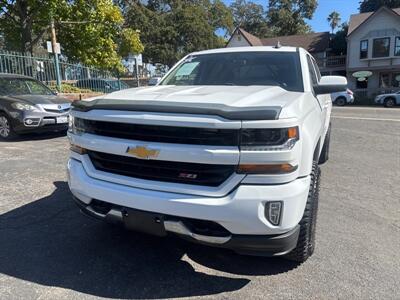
285, 161, 320, 263
335, 97, 346, 106
384, 97, 395, 108
318, 125, 331, 165
0, 113, 17, 141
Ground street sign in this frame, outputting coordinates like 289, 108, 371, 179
128, 53, 143, 66
46, 41, 61, 54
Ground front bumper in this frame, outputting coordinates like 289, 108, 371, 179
9, 110, 69, 133
68, 157, 309, 255
73, 195, 300, 256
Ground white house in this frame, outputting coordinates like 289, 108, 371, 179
347, 7, 400, 97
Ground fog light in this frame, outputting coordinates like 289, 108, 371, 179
265, 201, 283, 226
26, 119, 33, 125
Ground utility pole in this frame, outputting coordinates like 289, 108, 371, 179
50, 19, 62, 91
135, 57, 140, 87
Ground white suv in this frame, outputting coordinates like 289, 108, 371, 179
67, 47, 347, 262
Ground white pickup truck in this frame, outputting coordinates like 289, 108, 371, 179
67, 47, 347, 262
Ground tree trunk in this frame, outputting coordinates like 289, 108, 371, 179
16, 0, 33, 54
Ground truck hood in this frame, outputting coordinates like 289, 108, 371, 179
73, 85, 304, 120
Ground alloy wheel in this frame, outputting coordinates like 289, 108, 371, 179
0, 116, 10, 138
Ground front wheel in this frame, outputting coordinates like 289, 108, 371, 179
285, 162, 320, 263
384, 98, 395, 108
0, 113, 17, 141
335, 97, 346, 106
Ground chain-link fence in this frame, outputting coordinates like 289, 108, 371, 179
0, 50, 129, 94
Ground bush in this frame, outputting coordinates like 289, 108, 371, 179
50, 83, 93, 94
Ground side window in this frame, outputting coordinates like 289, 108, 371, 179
307, 55, 318, 87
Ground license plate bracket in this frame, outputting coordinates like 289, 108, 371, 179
56, 116, 68, 124
123, 208, 167, 237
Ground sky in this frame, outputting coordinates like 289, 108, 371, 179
223, 0, 361, 33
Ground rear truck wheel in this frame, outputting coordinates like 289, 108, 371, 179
285, 161, 320, 263
0, 113, 17, 141
335, 97, 346, 106
318, 124, 331, 165
384, 97, 395, 108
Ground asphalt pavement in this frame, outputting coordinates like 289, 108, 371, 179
0, 106, 399, 299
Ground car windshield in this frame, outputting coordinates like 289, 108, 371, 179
0, 78, 53, 96
106, 80, 124, 89
161, 51, 304, 92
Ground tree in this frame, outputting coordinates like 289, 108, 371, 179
267, 0, 318, 36
0, 0, 143, 72
327, 11, 341, 34
0, 0, 57, 53
230, 0, 270, 37
124, 0, 233, 67
359, 0, 400, 13
56, 0, 143, 72
330, 22, 348, 55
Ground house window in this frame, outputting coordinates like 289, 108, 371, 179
395, 37, 400, 56
360, 40, 368, 59
372, 37, 390, 58
392, 73, 400, 87
379, 73, 390, 88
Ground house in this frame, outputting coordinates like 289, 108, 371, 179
347, 7, 400, 98
226, 27, 346, 76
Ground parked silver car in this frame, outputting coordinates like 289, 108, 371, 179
375, 91, 400, 107
331, 89, 354, 106
0, 74, 71, 140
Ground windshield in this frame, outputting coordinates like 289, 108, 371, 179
161, 51, 304, 92
0, 78, 53, 96
106, 80, 128, 89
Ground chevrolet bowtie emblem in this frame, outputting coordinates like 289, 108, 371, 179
126, 145, 160, 160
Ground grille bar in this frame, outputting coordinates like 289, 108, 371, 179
88, 150, 235, 186
77, 118, 240, 146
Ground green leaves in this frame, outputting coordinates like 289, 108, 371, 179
359, 0, 400, 13
267, 0, 318, 36
230, 0, 271, 37
123, 0, 233, 67
0, 0, 143, 72
327, 11, 341, 34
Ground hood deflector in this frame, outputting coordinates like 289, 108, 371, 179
72, 99, 281, 121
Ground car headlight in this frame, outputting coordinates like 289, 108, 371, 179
240, 127, 299, 151
11, 102, 37, 111
68, 116, 84, 135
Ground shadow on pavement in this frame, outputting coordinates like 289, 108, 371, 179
0, 181, 298, 299
0, 131, 67, 142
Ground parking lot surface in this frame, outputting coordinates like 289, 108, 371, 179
0, 106, 399, 299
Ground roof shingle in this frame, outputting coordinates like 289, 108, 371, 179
348, 7, 400, 36
261, 32, 331, 53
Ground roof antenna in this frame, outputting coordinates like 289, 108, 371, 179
274, 41, 282, 49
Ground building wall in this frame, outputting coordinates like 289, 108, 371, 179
347, 10, 400, 95
347, 10, 400, 70
226, 32, 251, 47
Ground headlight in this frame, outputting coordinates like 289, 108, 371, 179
11, 102, 37, 111
68, 116, 84, 135
240, 127, 299, 151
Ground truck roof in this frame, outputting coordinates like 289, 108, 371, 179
191, 46, 299, 56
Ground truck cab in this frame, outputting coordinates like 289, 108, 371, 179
67, 47, 346, 262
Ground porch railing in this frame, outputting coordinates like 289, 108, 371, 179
316, 55, 346, 69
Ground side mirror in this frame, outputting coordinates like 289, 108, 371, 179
314, 76, 347, 95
